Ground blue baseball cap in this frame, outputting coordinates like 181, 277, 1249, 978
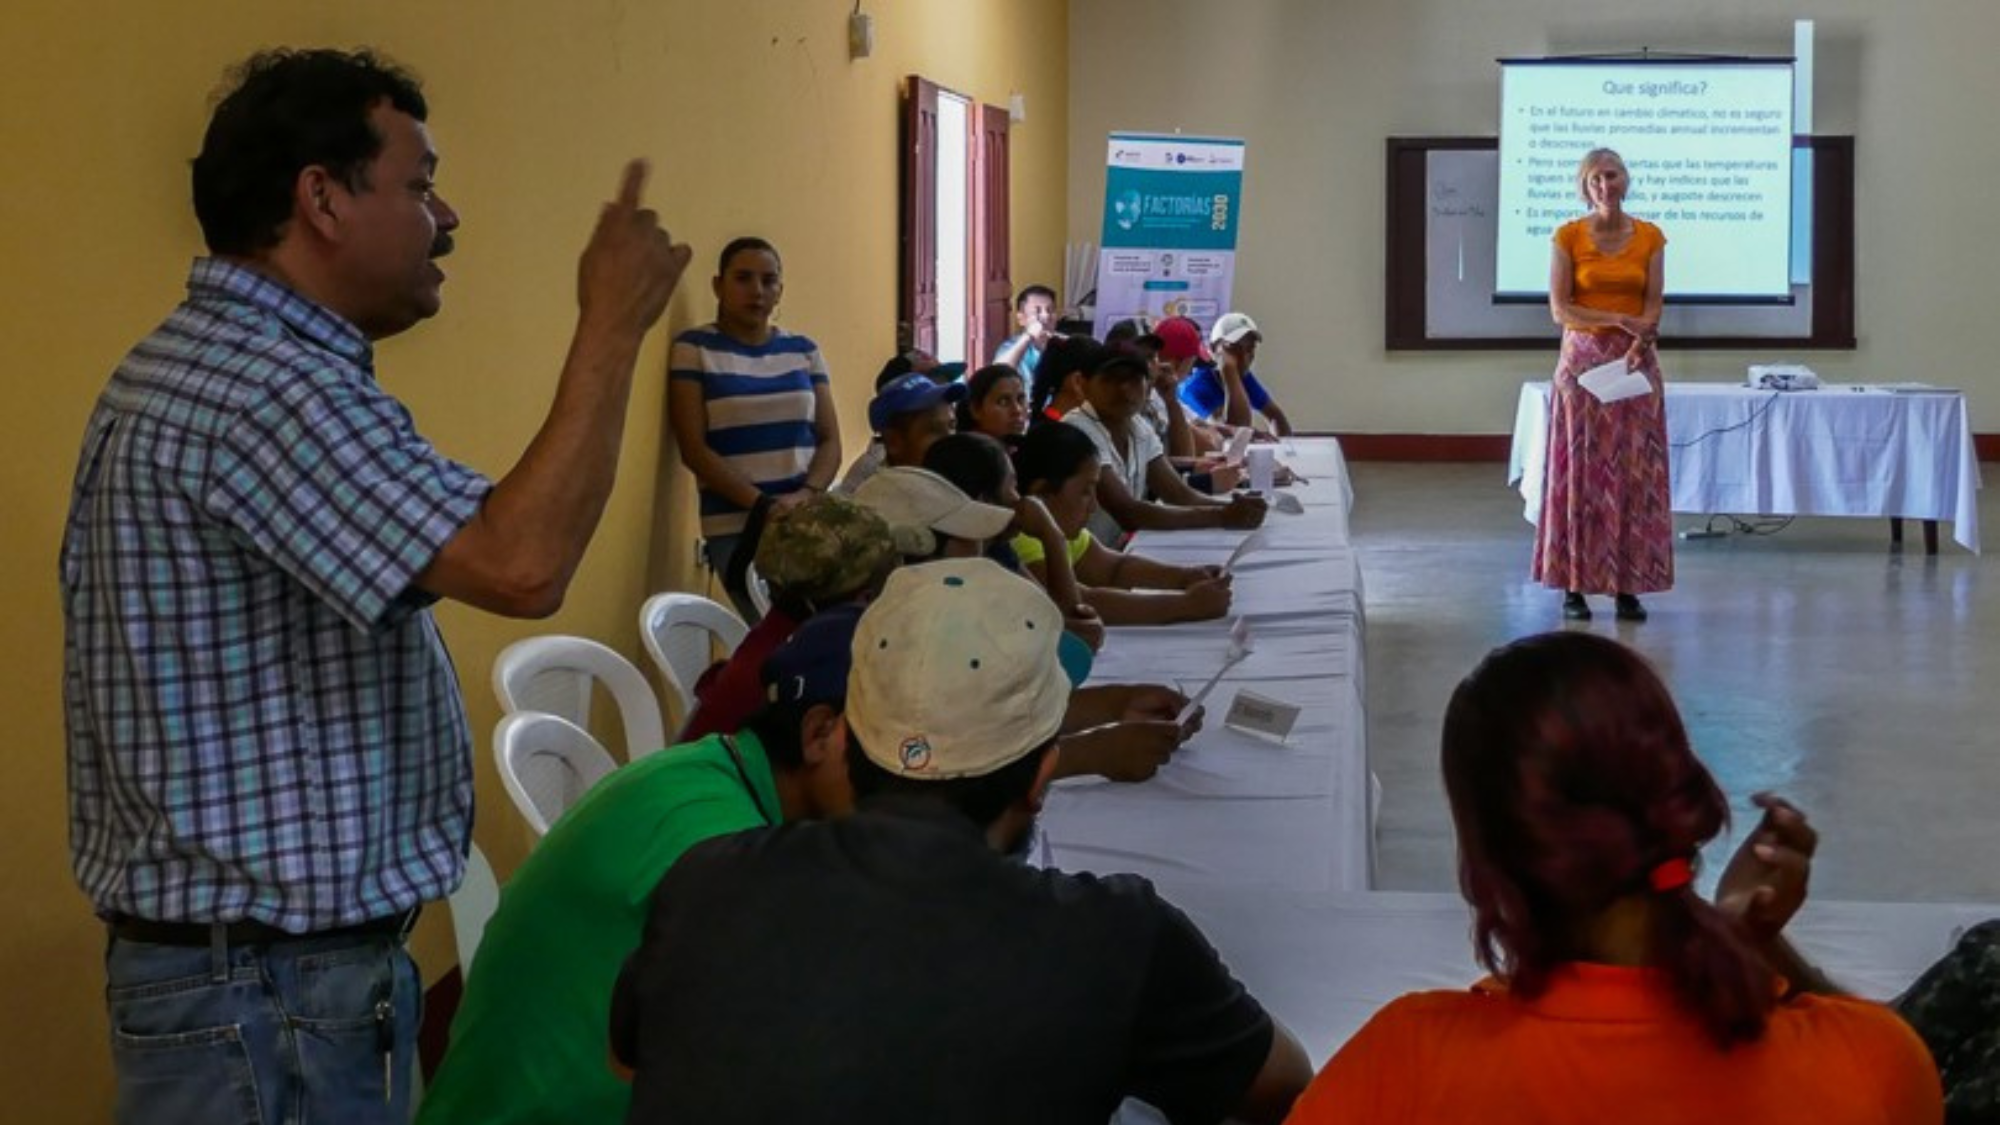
762, 603, 865, 707
868, 372, 966, 433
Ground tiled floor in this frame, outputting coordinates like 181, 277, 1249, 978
1354, 461, 1998, 903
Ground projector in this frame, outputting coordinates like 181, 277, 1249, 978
1748, 364, 1821, 392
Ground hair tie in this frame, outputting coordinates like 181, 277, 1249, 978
1648, 857, 1694, 893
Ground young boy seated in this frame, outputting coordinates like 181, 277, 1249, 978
1011, 421, 1233, 626
835, 368, 965, 493
1107, 316, 1248, 492
993, 283, 1060, 378
1179, 312, 1296, 437
1062, 342, 1267, 544
1104, 317, 1197, 461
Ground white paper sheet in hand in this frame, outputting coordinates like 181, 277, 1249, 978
1577, 358, 1651, 404
1223, 427, 1254, 466
1222, 530, 1269, 575
1175, 618, 1253, 725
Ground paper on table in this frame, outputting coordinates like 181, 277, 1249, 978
1577, 358, 1651, 404
1222, 530, 1270, 575
1175, 618, 1253, 724
1271, 491, 1306, 516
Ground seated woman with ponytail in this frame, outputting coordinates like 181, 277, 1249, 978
1287, 631, 1942, 1124
1026, 335, 1093, 428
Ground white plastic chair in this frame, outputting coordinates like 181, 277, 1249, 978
448, 841, 501, 979
639, 593, 750, 724
745, 561, 774, 620
492, 635, 667, 762
492, 711, 618, 836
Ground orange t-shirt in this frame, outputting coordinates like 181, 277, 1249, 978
1285, 963, 1941, 1125
1555, 218, 1665, 327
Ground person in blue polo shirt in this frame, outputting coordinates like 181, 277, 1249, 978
1179, 312, 1296, 437
993, 283, 1060, 379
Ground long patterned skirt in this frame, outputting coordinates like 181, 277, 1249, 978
1530, 330, 1674, 595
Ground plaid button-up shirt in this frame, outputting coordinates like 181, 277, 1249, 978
62, 258, 492, 932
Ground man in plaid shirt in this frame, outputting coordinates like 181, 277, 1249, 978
59, 48, 690, 1124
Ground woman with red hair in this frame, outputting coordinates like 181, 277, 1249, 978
1286, 632, 1941, 1124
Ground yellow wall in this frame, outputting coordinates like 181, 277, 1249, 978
0, 1, 1066, 1117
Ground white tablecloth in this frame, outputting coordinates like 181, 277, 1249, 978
1041, 438, 1376, 892
1509, 382, 1983, 553
1155, 885, 1998, 1065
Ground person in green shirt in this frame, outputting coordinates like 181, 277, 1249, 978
417, 606, 862, 1125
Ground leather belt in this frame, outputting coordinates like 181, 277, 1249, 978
109, 908, 419, 948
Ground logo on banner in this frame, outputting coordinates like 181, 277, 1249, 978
1112, 189, 1144, 231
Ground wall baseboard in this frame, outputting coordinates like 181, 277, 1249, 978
1319, 433, 2000, 462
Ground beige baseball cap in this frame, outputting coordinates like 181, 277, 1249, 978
851, 467, 1014, 556
847, 558, 1071, 780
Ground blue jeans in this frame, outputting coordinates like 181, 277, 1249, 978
105, 929, 421, 1125
703, 533, 762, 620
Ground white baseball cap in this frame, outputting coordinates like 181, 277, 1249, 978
852, 467, 1014, 556
1209, 311, 1261, 345
847, 558, 1071, 780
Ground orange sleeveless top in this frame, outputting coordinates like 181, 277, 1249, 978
1555, 218, 1665, 330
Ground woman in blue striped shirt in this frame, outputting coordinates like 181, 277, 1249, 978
669, 237, 843, 615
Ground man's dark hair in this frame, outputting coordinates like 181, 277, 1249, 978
1028, 335, 1098, 417
846, 729, 1055, 827
923, 432, 1013, 504
1014, 420, 1100, 495
192, 49, 428, 256
718, 236, 781, 275
1013, 284, 1057, 312
741, 695, 846, 770
875, 353, 918, 390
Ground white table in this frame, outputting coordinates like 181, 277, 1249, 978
1153, 884, 1998, 1065
1040, 438, 1378, 893
1509, 382, 1983, 553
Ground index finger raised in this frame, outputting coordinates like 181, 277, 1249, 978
614, 159, 650, 211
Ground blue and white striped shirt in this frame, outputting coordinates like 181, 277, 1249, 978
670, 325, 829, 536
61, 258, 491, 932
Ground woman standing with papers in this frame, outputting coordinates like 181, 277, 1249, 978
1535, 148, 1671, 623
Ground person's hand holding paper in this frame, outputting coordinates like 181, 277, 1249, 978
1576, 356, 1652, 404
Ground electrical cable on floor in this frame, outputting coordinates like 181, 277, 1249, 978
1685, 513, 1795, 539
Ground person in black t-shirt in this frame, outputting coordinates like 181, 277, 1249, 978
611, 558, 1311, 1125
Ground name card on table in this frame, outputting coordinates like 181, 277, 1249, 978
1270, 491, 1306, 516
1224, 689, 1301, 743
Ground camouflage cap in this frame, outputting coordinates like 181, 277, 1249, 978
754, 493, 899, 604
